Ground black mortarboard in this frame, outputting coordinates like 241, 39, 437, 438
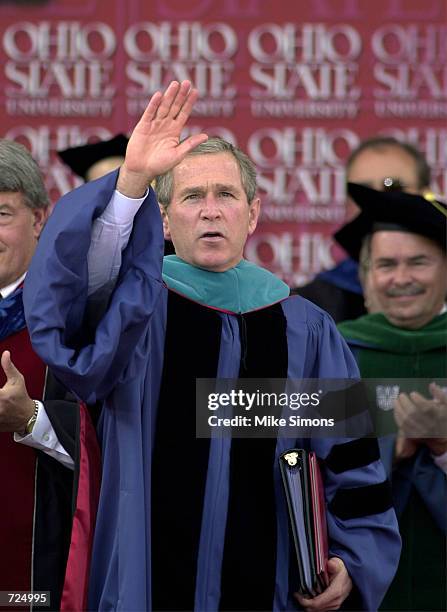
57, 134, 128, 180
334, 183, 447, 260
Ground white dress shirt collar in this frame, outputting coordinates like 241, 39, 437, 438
0, 272, 27, 299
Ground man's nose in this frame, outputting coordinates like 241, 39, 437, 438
392, 264, 412, 285
200, 195, 222, 219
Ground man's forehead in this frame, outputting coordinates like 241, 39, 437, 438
371, 230, 444, 258
0, 190, 26, 206
351, 146, 417, 170
172, 152, 243, 190
348, 147, 420, 187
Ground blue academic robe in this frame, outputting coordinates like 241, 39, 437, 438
24, 171, 401, 611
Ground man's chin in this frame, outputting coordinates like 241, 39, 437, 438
192, 256, 235, 273
386, 307, 426, 329
386, 297, 422, 315
191, 248, 241, 272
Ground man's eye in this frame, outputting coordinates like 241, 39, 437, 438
219, 192, 234, 198
184, 193, 200, 200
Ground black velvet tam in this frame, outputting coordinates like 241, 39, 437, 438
335, 182, 447, 260
58, 134, 128, 180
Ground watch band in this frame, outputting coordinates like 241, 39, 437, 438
25, 400, 40, 435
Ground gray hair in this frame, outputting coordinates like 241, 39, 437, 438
0, 139, 49, 210
358, 234, 372, 286
155, 137, 257, 207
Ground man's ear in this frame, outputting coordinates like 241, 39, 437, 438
159, 203, 171, 240
33, 207, 49, 239
247, 197, 261, 236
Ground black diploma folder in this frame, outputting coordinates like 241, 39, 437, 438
279, 449, 329, 597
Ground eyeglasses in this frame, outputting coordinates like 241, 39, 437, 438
349, 177, 417, 193
382, 177, 407, 192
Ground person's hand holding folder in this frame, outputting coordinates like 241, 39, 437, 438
295, 557, 352, 612
279, 449, 353, 611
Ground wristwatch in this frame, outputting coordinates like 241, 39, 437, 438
25, 400, 40, 435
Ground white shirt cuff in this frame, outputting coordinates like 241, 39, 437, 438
14, 401, 74, 470
101, 188, 149, 224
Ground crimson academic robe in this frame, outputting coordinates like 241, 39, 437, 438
0, 287, 100, 611
24, 171, 401, 611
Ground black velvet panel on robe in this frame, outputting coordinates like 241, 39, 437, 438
151, 292, 221, 611
34, 373, 80, 610
151, 296, 289, 612
33, 450, 75, 606
220, 303, 288, 611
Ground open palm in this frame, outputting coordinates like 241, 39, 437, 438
124, 80, 208, 180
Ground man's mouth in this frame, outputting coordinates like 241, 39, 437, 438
200, 231, 224, 240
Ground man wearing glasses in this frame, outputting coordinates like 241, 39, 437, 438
297, 137, 432, 323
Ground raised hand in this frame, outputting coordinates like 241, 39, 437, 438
0, 350, 35, 433
117, 80, 208, 197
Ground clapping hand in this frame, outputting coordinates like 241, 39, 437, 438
394, 382, 447, 458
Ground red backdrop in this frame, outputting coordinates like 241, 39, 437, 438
1, 0, 446, 284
